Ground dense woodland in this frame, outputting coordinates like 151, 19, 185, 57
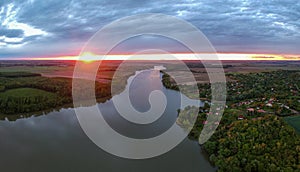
177, 105, 300, 172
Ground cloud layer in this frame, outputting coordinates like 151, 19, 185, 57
0, 0, 300, 58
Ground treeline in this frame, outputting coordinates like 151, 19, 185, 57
0, 95, 59, 114
0, 72, 41, 78
161, 71, 179, 91
184, 62, 233, 69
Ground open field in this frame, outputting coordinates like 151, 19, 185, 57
0, 88, 55, 98
1, 60, 299, 86
163, 60, 300, 84
284, 115, 300, 133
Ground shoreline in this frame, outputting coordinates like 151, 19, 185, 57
0, 95, 113, 121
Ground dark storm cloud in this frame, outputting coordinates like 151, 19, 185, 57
0, 0, 300, 58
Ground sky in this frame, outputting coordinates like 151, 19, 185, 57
0, 0, 300, 60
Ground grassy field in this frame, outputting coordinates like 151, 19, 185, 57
0, 66, 65, 73
0, 88, 56, 98
284, 115, 300, 134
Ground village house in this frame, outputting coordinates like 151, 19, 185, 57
247, 108, 255, 115
257, 109, 266, 113
238, 115, 244, 120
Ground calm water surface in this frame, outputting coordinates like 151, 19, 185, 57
0, 68, 214, 172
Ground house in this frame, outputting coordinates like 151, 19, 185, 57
247, 108, 254, 111
154, 66, 166, 70
238, 115, 244, 120
247, 108, 255, 115
257, 109, 266, 113
266, 103, 272, 107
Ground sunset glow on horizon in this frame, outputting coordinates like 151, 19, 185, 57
9, 52, 300, 61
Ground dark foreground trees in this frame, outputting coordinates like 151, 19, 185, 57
178, 106, 300, 171
206, 114, 300, 171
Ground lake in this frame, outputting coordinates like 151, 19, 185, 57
0, 67, 215, 172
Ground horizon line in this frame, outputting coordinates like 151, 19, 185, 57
1, 52, 300, 61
